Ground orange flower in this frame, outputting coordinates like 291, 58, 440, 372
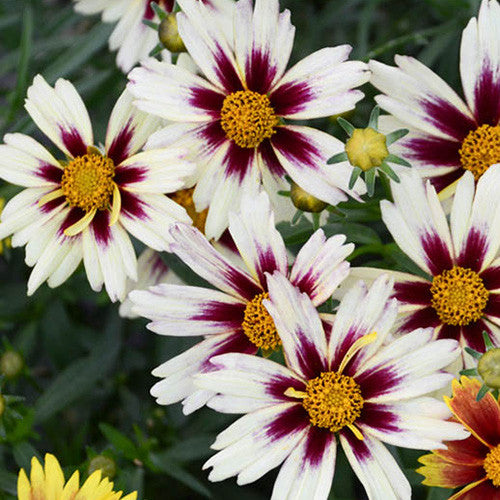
418, 376, 500, 499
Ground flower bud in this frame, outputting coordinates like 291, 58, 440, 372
0, 394, 5, 417
0, 351, 24, 379
88, 455, 117, 479
290, 182, 327, 213
478, 348, 500, 389
159, 14, 186, 53
345, 127, 389, 171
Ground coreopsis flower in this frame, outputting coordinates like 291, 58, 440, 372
195, 274, 468, 499
130, 191, 354, 414
369, 0, 500, 196
378, 165, 500, 357
418, 376, 500, 499
17, 453, 136, 500
0, 76, 195, 301
128, 0, 370, 239
72, 0, 234, 72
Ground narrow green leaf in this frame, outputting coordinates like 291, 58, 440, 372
99, 423, 139, 461
385, 128, 409, 146
13, 441, 39, 470
327, 151, 348, 165
386, 153, 412, 168
348, 166, 363, 189
368, 105, 380, 130
476, 383, 490, 401
337, 117, 355, 137
0, 469, 17, 496
291, 210, 303, 225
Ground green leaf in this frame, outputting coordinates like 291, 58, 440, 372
0, 469, 17, 495
327, 151, 348, 165
476, 383, 490, 401
337, 117, 355, 137
34, 315, 122, 423
426, 486, 455, 500
12, 441, 39, 470
99, 423, 139, 461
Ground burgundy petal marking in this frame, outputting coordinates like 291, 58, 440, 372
120, 190, 149, 220
404, 136, 461, 167
271, 127, 321, 171
189, 87, 225, 116
473, 63, 500, 126
223, 142, 255, 182
394, 280, 432, 306
266, 374, 306, 402
214, 45, 244, 93
36, 163, 63, 184
245, 50, 276, 95
91, 209, 112, 247
114, 166, 147, 186
481, 266, 500, 291
265, 403, 309, 441
201, 332, 256, 371
271, 81, 313, 117
340, 429, 371, 461
60, 127, 87, 158
107, 119, 134, 165
419, 97, 476, 142
259, 139, 286, 177
356, 366, 402, 401
484, 294, 500, 319
199, 121, 227, 154
457, 227, 488, 272
58, 206, 83, 237
303, 426, 335, 467
217, 229, 238, 253
293, 329, 328, 380
436, 323, 460, 341
254, 247, 282, 288
460, 320, 491, 352
398, 307, 441, 333
163, 0, 175, 13
191, 300, 245, 325
40, 197, 65, 214
358, 403, 400, 433
429, 167, 464, 193
421, 233, 453, 275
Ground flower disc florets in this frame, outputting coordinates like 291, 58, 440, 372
220, 91, 279, 149
430, 266, 489, 326
242, 292, 281, 350
459, 124, 500, 180
484, 444, 500, 487
303, 371, 364, 432
61, 153, 115, 212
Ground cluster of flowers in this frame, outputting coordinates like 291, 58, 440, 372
5, 0, 500, 498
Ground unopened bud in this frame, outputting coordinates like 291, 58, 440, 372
345, 127, 389, 171
159, 14, 186, 53
0, 394, 5, 416
478, 348, 500, 389
0, 351, 24, 379
290, 182, 327, 213
88, 455, 117, 479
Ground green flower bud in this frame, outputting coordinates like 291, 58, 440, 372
159, 14, 186, 53
290, 182, 327, 213
0, 351, 24, 379
345, 127, 389, 171
0, 394, 5, 417
88, 455, 117, 479
478, 348, 500, 389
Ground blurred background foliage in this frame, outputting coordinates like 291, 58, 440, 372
0, 0, 480, 498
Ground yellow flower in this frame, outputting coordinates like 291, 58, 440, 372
17, 454, 137, 500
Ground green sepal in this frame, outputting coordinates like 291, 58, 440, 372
151, 2, 168, 20
386, 153, 412, 168
459, 368, 478, 376
142, 19, 159, 30
365, 168, 376, 197
386, 128, 409, 146
291, 210, 303, 225
476, 383, 490, 401
348, 166, 363, 189
464, 346, 483, 360
337, 117, 355, 137
379, 162, 400, 182
482, 330, 495, 350
327, 151, 348, 165
368, 106, 380, 130
149, 43, 164, 57
312, 213, 320, 231
277, 190, 291, 197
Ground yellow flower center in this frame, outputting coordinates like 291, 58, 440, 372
61, 153, 115, 212
430, 266, 489, 326
169, 187, 208, 234
303, 371, 364, 432
220, 90, 279, 149
484, 444, 500, 487
345, 127, 389, 171
242, 292, 281, 350
459, 124, 500, 180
